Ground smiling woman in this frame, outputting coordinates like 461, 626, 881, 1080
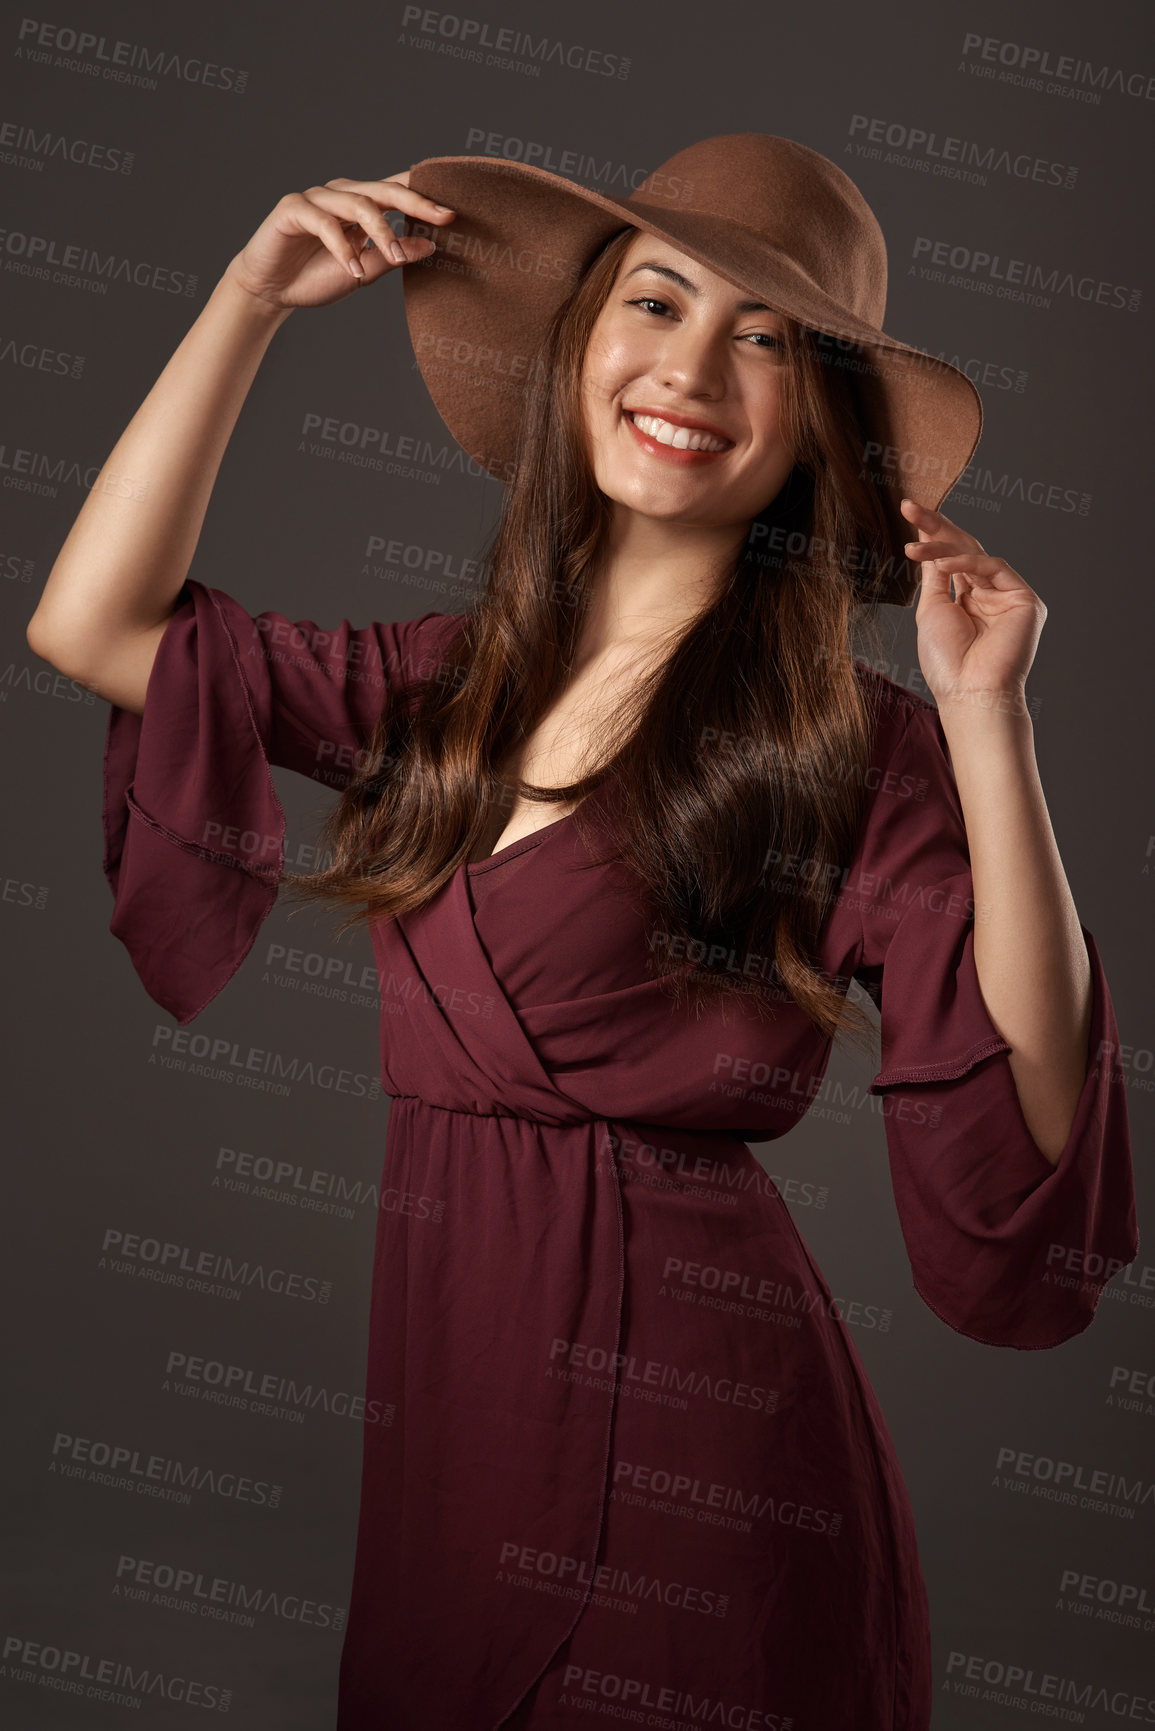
588, 255, 793, 505
284, 217, 906, 1045
601, 253, 792, 460
32, 132, 1137, 1731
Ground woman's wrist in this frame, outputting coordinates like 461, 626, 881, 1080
216, 259, 297, 332
934, 687, 1036, 759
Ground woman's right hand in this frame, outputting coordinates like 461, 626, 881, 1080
224, 170, 457, 312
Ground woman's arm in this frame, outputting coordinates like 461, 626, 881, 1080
26, 172, 452, 715
900, 495, 1098, 1168
27, 272, 292, 713
937, 699, 1092, 1166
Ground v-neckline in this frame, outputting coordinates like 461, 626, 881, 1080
465, 811, 575, 875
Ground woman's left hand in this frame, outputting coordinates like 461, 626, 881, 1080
901, 497, 1045, 721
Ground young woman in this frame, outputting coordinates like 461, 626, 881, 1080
29, 135, 1137, 1730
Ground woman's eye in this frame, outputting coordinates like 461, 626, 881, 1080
625, 300, 785, 351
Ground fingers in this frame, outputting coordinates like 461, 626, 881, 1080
900, 497, 984, 546
904, 544, 1004, 576
900, 497, 951, 525
304, 186, 419, 271
326, 173, 458, 224
279, 178, 456, 280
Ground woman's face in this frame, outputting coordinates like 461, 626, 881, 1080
578, 230, 796, 531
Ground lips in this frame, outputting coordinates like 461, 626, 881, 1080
622, 407, 735, 465
623, 406, 735, 446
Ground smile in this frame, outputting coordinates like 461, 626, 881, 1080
623, 410, 734, 463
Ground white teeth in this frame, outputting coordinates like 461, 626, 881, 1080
628, 412, 730, 453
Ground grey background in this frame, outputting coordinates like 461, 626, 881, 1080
2, 0, 1152, 1723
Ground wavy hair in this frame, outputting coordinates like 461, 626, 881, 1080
282, 225, 907, 1054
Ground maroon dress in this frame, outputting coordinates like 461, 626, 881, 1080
103, 578, 1138, 1731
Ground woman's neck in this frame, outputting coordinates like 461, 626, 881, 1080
576, 508, 747, 662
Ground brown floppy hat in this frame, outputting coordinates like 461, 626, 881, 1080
398, 132, 983, 607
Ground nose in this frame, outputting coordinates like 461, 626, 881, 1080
654, 321, 728, 401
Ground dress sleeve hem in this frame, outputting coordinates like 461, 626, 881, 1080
879, 924, 1138, 1347
909, 1265, 1109, 1352
102, 577, 287, 1027
868, 1033, 1012, 1093
121, 783, 284, 883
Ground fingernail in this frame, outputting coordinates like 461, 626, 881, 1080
388, 238, 406, 263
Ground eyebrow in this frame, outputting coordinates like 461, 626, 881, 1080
622, 261, 777, 315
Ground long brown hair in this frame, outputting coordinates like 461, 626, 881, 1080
282, 225, 906, 1055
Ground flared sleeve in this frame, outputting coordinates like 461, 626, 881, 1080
850, 691, 1139, 1350
102, 576, 453, 1027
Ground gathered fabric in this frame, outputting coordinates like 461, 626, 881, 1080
102, 579, 1138, 1729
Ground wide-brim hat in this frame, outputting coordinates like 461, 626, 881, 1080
399, 133, 983, 608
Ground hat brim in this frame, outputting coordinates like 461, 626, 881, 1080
400, 155, 982, 607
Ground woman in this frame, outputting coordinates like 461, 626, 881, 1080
28, 135, 1137, 1729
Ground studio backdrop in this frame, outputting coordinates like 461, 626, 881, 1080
2, 0, 1152, 1726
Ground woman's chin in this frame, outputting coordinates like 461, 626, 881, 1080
604, 489, 702, 523
598, 466, 728, 518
